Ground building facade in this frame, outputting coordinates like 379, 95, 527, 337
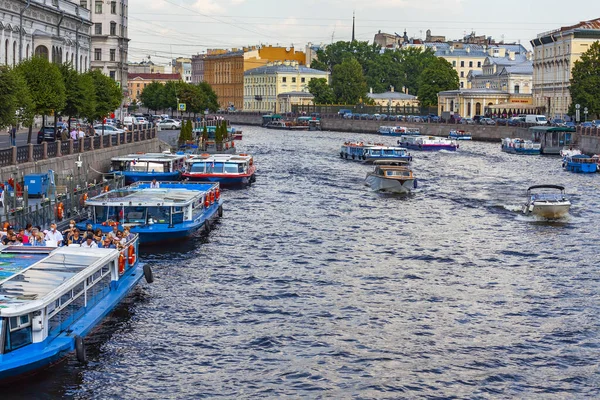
128, 60, 164, 74
204, 45, 307, 110
82, 0, 128, 90
367, 87, 420, 109
531, 18, 600, 118
191, 53, 205, 83
243, 61, 329, 113
0, 0, 92, 71
127, 72, 181, 102
173, 57, 191, 83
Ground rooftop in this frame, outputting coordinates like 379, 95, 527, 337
368, 91, 417, 100
245, 63, 328, 76
128, 73, 182, 81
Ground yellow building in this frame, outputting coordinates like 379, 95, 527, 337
204, 46, 307, 110
531, 18, 600, 118
367, 87, 420, 109
243, 61, 329, 112
127, 73, 181, 102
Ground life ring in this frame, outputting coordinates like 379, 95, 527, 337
128, 245, 135, 265
204, 196, 209, 207
83, 193, 88, 201
215, 187, 220, 199
104, 185, 110, 192
239, 153, 248, 156
118, 253, 125, 274
210, 191, 215, 204
56, 202, 64, 220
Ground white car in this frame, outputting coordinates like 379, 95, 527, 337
158, 119, 181, 130
93, 125, 125, 135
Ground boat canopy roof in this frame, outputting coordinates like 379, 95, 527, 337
0, 247, 118, 317
86, 183, 217, 206
529, 126, 576, 133
527, 184, 565, 191
111, 153, 187, 162
186, 154, 252, 164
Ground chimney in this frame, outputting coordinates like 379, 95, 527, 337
369, 87, 373, 94
390, 86, 394, 92
466, 46, 471, 53
508, 51, 515, 61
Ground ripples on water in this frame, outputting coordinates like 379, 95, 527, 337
5, 127, 600, 399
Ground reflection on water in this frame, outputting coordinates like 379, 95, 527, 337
4, 128, 600, 399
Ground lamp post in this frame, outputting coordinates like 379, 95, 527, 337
584, 107, 588, 122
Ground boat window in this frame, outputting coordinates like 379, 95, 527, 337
123, 207, 146, 223
129, 161, 148, 172
172, 206, 184, 224
224, 163, 239, 173
370, 150, 381, 156
94, 206, 108, 223
190, 162, 206, 173
111, 161, 126, 171
207, 162, 224, 173
146, 207, 171, 224
383, 150, 394, 155
4, 314, 32, 353
147, 162, 166, 173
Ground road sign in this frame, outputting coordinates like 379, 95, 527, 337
178, 103, 186, 111
576, 103, 581, 109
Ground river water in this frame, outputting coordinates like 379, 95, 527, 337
5, 127, 600, 399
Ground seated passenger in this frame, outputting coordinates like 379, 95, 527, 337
81, 234, 97, 248
68, 229, 83, 245
123, 228, 134, 242
93, 228, 103, 242
32, 233, 46, 247
101, 237, 116, 249
108, 225, 120, 240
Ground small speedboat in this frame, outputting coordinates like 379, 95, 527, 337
522, 185, 571, 219
365, 163, 417, 194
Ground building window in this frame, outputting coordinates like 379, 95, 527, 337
282, 77, 286, 83
80, 0, 88, 8
301, 77, 305, 83
95, 1, 102, 13
109, 71, 116, 80
477, 61, 481, 68
452, 61, 456, 67
110, 49, 116, 61
460, 71, 464, 78
469, 61, 473, 67
292, 77, 296, 83
110, 22, 116, 35
514, 85, 520, 94
94, 23, 102, 35
460, 82, 464, 88
94, 48, 101, 61
111, 1, 117, 14
460, 61, 464, 67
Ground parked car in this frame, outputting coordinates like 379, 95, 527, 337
93, 124, 125, 135
480, 118, 496, 125
460, 118, 474, 125
565, 121, 576, 128
473, 115, 483, 124
580, 122, 594, 128
343, 113, 354, 119
352, 114, 361, 120
338, 109, 352, 116
551, 118, 566, 127
158, 119, 181, 130
37, 126, 59, 144
388, 115, 397, 121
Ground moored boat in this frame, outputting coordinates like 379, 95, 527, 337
522, 185, 571, 219
296, 116, 321, 131
501, 138, 541, 155
363, 146, 412, 164
183, 154, 256, 186
365, 164, 417, 194
378, 126, 405, 136
397, 135, 457, 151
265, 120, 309, 130
78, 182, 223, 244
0, 237, 152, 382
448, 129, 472, 140
110, 153, 186, 184
562, 154, 598, 173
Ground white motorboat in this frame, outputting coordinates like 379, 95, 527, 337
365, 164, 417, 194
522, 185, 571, 219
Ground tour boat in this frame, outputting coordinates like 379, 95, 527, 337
397, 135, 457, 151
591, 154, 600, 171
191, 126, 237, 154
296, 116, 321, 131
79, 182, 223, 244
448, 129, 472, 140
110, 153, 186, 185
562, 154, 598, 173
265, 120, 309, 131
365, 164, 417, 194
522, 185, 571, 219
0, 237, 152, 382
378, 126, 420, 136
340, 141, 370, 160
501, 138, 541, 155
182, 154, 256, 186
362, 146, 412, 164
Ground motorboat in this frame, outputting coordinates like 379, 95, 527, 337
397, 135, 457, 151
448, 130, 472, 140
522, 185, 571, 219
79, 182, 223, 244
183, 153, 256, 186
562, 154, 598, 173
501, 138, 541, 155
365, 163, 417, 194
110, 153, 186, 185
0, 236, 152, 381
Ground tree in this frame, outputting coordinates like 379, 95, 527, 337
397, 47, 438, 96
308, 78, 335, 104
15, 57, 66, 143
162, 81, 180, 113
12, 69, 35, 130
178, 83, 205, 115
569, 41, 600, 119
198, 82, 219, 112
311, 41, 381, 73
59, 64, 95, 128
332, 58, 367, 105
0, 66, 18, 130
139, 81, 164, 114
417, 58, 459, 107
78, 72, 96, 123
87, 69, 122, 121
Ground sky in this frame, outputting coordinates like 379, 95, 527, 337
126, 0, 600, 64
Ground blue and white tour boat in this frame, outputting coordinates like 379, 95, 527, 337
562, 154, 598, 173
363, 145, 412, 164
501, 138, 541, 155
110, 153, 186, 185
0, 237, 152, 381
448, 129, 472, 140
78, 182, 223, 244
397, 135, 457, 151
183, 154, 256, 186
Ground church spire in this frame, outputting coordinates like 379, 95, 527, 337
352, 11, 355, 42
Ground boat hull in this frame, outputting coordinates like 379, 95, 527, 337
449, 135, 471, 140
523, 202, 571, 219
364, 156, 412, 164
365, 174, 414, 194
183, 173, 255, 186
502, 146, 541, 155
117, 171, 182, 185
400, 143, 457, 152
0, 262, 144, 382
564, 162, 597, 173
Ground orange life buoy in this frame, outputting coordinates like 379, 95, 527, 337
204, 196, 209, 207
83, 193, 88, 201
210, 191, 215, 204
239, 153, 248, 156
128, 245, 136, 265
231, 141, 235, 148
104, 185, 110, 192
215, 188, 220, 199
118, 253, 125, 274
56, 202, 64, 220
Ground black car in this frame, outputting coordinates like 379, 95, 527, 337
37, 126, 59, 144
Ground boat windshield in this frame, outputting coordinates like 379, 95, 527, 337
224, 162, 241, 173
128, 161, 169, 173
207, 162, 224, 173
382, 150, 395, 156
386, 170, 411, 177
189, 162, 207, 173
531, 193, 564, 202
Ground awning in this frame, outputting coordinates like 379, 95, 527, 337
486, 103, 537, 110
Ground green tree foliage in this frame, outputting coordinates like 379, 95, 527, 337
87, 69, 122, 120
140, 81, 165, 113
162, 81, 180, 111
78, 72, 96, 123
12, 69, 35, 129
0, 66, 18, 129
417, 58, 460, 107
308, 78, 335, 104
397, 47, 438, 95
569, 41, 600, 118
59, 64, 95, 127
332, 58, 367, 105
198, 82, 219, 112
311, 41, 381, 73
16, 57, 66, 143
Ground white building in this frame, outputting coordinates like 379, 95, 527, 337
81, 0, 129, 91
0, 0, 92, 70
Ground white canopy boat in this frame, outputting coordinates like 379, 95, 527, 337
522, 185, 571, 219
365, 164, 417, 194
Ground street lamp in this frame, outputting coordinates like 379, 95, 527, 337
584, 107, 588, 122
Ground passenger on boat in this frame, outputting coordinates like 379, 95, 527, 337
67, 229, 83, 245
63, 220, 77, 236
108, 225, 120, 240
45, 223, 64, 244
150, 179, 160, 189
81, 234, 98, 248
24, 223, 33, 239
1, 233, 17, 245
93, 228, 104, 242
17, 229, 29, 244
123, 228, 134, 242
101, 236, 116, 249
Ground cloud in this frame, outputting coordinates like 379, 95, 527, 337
192, 0, 225, 13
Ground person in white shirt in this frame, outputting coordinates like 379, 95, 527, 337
78, 128, 85, 139
150, 179, 160, 188
81, 235, 98, 248
44, 223, 64, 244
